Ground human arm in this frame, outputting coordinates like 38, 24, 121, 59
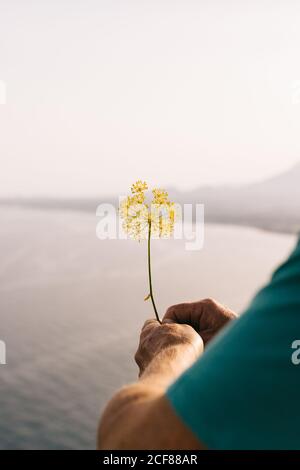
98, 300, 236, 449
98, 320, 204, 449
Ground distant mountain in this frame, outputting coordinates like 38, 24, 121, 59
257, 162, 300, 192
0, 163, 299, 234
171, 163, 300, 234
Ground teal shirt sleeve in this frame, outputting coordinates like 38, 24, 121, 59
166, 239, 300, 450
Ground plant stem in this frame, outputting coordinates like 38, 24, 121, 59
148, 221, 161, 323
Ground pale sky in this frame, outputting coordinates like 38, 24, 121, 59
0, 0, 300, 197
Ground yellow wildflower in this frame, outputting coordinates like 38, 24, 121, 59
119, 181, 177, 323
120, 181, 175, 241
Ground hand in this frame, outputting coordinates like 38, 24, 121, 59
135, 319, 203, 377
163, 298, 237, 345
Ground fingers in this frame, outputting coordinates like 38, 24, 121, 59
163, 298, 231, 322
162, 298, 237, 334
163, 301, 198, 325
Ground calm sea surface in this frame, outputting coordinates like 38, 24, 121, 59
0, 207, 296, 449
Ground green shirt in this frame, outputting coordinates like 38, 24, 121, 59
167, 239, 300, 449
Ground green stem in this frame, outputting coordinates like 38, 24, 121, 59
148, 221, 161, 323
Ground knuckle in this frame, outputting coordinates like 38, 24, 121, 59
202, 297, 217, 306
162, 323, 182, 337
142, 319, 158, 332
140, 327, 152, 341
161, 322, 175, 332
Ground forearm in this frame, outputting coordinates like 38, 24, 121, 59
98, 343, 200, 449
98, 381, 162, 449
140, 342, 201, 388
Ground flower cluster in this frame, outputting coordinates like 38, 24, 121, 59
119, 180, 176, 241
131, 180, 148, 194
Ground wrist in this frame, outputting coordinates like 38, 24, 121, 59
140, 341, 202, 388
